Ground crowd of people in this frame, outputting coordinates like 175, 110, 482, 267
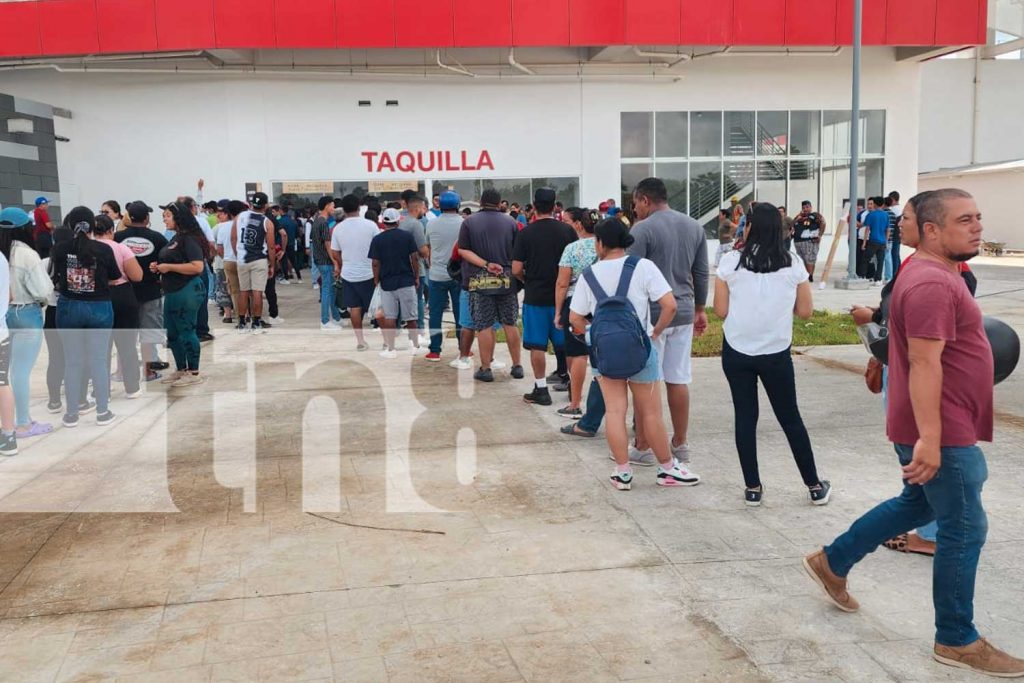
0, 175, 1018, 676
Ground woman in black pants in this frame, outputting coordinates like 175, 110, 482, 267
94, 214, 143, 397
714, 203, 830, 507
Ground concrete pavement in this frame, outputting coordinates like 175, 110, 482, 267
0, 267, 1021, 682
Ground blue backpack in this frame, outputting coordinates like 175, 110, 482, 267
582, 255, 652, 379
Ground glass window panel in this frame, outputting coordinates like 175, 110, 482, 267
690, 111, 722, 157
863, 110, 885, 155
864, 158, 884, 197
655, 112, 688, 158
688, 161, 722, 235
481, 178, 531, 207
433, 179, 480, 206
724, 111, 755, 157
788, 160, 820, 219
531, 177, 580, 207
822, 111, 851, 158
621, 163, 654, 206
621, 112, 654, 158
723, 160, 755, 209
790, 110, 821, 156
655, 162, 688, 213
756, 160, 787, 208
757, 111, 788, 157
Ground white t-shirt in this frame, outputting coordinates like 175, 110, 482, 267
213, 221, 234, 264
570, 256, 671, 335
0, 251, 10, 342
330, 216, 378, 282
716, 250, 808, 356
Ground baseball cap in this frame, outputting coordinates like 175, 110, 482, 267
0, 207, 31, 229
599, 201, 610, 212
534, 187, 556, 205
381, 208, 401, 225
217, 199, 231, 211
126, 201, 154, 221
35, 196, 49, 207
251, 192, 269, 210
439, 191, 461, 211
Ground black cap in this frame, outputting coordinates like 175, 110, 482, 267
251, 192, 269, 209
534, 187, 556, 204
126, 201, 153, 221
217, 199, 230, 211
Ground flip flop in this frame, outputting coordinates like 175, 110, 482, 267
560, 424, 595, 438
883, 533, 935, 556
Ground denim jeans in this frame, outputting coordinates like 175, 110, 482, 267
825, 443, 988, 647
883, 240, 894, 281
7, 304, 44, 427
427, 278, 461, 354
317, 264, 341, 324
577, 377, 606, 434
417, 279, 427, 330
57, 297, 114, 418
890, 238, 902, 276
196, 264, 211, 335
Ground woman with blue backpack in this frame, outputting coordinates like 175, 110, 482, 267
569, 219, 701, 491
714, 203, 831, 507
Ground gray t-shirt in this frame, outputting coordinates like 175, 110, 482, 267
628, 208, 709, 327
399, 217, 427, 277
425, 213, 462, 282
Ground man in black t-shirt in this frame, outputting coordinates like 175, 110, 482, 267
792, 200, 826, 282
511, 188, 577, 406
116, 201, 169, 378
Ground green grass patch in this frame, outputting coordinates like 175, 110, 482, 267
692, 310, 859, 358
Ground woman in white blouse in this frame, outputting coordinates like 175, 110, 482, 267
714, 203, 830, 508
0, 208, 55, 438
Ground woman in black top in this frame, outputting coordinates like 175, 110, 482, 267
154, 203, 210, 387
51, 206, 123, 427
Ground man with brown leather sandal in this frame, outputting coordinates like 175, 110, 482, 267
804, 190, 1024, 678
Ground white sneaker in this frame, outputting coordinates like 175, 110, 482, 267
409, 346, 428, 357
379, 349, 398, 359
609, 446, 658, 467
278, 279, 290, 286
449, 357, 472, 370
419, 334, 431, 347
320, 322, 341, 332
394, 341, 409, 351
491, 360, 507, 370
125, 389, 144, 400
671, 441, 692, 464
268, 316, 285, 325
313, 283, 320, 290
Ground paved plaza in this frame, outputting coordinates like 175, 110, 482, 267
0, 262, 1021, 682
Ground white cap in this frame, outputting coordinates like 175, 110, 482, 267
381, 208, 401, 224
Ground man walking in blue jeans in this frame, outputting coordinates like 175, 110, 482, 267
310, 196, 343, 331
804, 189, 1024, 678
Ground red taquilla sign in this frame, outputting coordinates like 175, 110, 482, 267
361, 150, 495, 174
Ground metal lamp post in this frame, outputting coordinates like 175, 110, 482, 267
847, 0, 863, 281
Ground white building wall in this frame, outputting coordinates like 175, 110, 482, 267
920, 59, 1024, 173
919, 170, 1024, 248
0, 49, 920, 240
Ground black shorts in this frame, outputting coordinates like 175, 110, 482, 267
0, 337, 11, 387
468, 292, 519, 331
560, 299, 589, 358
342, 278, 375, 311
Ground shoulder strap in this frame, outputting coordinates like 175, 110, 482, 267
615, 255, 640, 298
582, 267, 608, 303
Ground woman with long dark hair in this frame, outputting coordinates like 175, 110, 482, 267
51, 206, 122, 427
0, 208, 54, 438
94, 214, 144, 397
100, 200, 124, 232
554, 207, 598, 419
154, 202, 210, 387
714, 202, 830, 507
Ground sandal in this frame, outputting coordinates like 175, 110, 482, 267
560, 423, 595, 438
883, 533, 936, 556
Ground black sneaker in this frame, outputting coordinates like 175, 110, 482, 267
96, 411, 116, 426
809, 480, 832, 506
552, 381, 570, 392
222, 316, 234, 324
545, 371, 565, 384
62, 414, 79, 429
474, 368, 494, 383
236, 320, 249, 335
0, 433, 18, 457
510, 365, 525, 380
199, 333, 215, 343
253, 320, 270, 333
523, 387, 552, 406
78, 399, 96, 415
745, 486, 764, 507
47, 400, 63, 415
557, 405, 583, 419
148, 361, 170, 371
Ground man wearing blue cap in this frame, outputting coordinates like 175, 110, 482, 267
424, 191, 464, 362
32, 197, 54, 254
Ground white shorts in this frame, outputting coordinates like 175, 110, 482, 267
653, 324, 693, 385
